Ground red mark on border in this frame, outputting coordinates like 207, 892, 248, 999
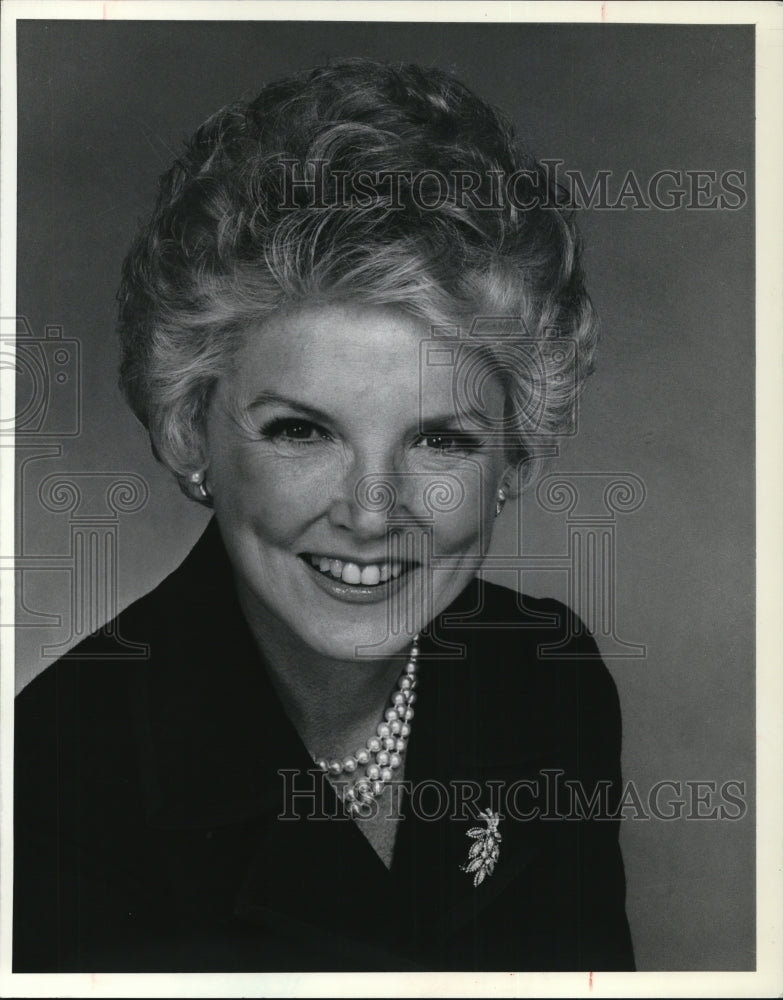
589, 970, 594, 989
600, 2, 606, 21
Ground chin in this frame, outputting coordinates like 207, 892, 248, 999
299, 617, 420, 663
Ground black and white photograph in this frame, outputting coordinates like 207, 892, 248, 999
1, 1, 780, 995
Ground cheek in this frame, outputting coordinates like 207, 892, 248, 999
429, 463, 498, 556
211, 448, 325, 545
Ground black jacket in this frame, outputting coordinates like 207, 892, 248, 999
14, 518, 634, 972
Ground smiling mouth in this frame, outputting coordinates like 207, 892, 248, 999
301, 554, 416, 588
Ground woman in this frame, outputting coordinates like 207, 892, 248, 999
14, 58, 634, 972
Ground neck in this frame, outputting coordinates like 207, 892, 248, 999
236, 581, 408, 758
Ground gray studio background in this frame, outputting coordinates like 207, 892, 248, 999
14, 20, 754, 971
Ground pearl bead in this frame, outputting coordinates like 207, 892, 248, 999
315, 635, 418, 815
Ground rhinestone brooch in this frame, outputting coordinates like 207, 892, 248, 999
460, 808, 502, 886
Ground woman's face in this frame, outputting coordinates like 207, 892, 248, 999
204, 301, 511, 661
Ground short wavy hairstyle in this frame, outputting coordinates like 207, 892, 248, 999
118, 57, 598, 496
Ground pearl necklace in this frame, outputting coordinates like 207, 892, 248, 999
314, 635, 419, 817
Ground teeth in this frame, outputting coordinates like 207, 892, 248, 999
360, 565, 381, 586
307, 555, 408, 587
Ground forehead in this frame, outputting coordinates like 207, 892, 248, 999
229, 302, 504, 413
240, 302, 428, 374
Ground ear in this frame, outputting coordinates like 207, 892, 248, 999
176, 468, 214, 507
499, 458, 521, 500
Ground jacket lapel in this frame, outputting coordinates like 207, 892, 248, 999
393, 583, 550, 949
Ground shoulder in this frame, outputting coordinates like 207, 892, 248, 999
444, 577, 619, 692
435, 578, 623, 760
15, 573, 169, 747
15, 521, 225, 784
17, 519, 223, 700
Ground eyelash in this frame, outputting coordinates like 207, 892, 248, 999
416, 433, 483, 454
260, 417, 483, 454
261, 417, 331, 445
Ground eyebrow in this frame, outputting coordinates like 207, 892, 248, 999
247, 391, 334, 425
248, 390, 494, 431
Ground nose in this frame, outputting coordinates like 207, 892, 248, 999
326, 449, 414, 539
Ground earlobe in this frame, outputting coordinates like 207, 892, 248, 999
188, 469, 211, 501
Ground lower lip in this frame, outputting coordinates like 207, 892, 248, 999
302, 559, 414, 604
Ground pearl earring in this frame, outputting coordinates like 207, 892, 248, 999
495, 487, 507, 518
189, 470, 209, 500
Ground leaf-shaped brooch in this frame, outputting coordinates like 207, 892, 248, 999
460, 808, 502, 886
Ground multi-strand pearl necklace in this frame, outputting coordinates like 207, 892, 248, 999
314, 635, 419, 817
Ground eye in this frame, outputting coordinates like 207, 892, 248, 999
415, 432, 483, 454
261, 417, 331, 445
